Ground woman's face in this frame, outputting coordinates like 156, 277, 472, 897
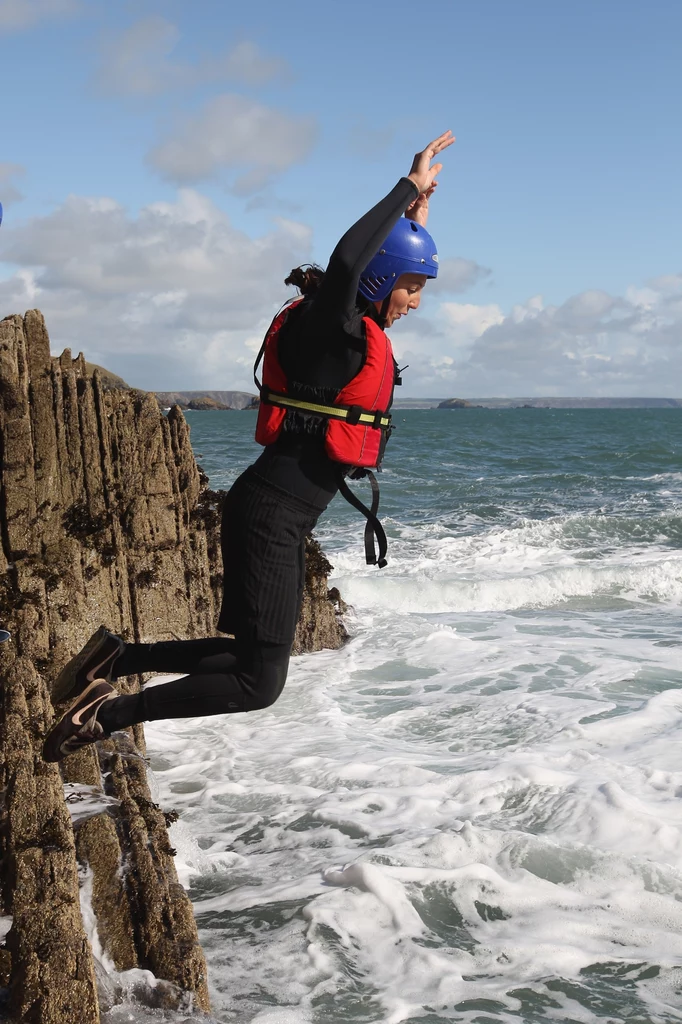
373, 273, 428, 328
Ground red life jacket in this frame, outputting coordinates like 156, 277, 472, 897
254, 299, 397, 469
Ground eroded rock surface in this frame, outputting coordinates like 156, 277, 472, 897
0, 309, 347, 1023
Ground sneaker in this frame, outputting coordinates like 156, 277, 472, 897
52, 625, 125, 704
42, 679, 117, 763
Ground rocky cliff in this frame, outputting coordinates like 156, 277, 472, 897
0, 310, 347, 1023
154, 391, 258, 411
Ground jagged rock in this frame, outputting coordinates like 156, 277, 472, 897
0, 309, 347, 1023
0, 656, 100, 1024
84, 363, 130, 391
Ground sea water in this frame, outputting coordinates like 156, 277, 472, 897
138, 409, 682, 1023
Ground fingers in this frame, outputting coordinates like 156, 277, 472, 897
426, 130, 455, 156
407, 132, 454, 192
417, 134, 450, 160
411, 183, 438, 211
412, 131, 455, 167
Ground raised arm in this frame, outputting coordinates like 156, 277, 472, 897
313, 178, 418, 325
315, 131, 455, 324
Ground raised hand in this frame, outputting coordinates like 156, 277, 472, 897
407, 130, 455, 196
405, 182, 437, 227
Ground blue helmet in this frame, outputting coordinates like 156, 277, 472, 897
358, 218, 438, 303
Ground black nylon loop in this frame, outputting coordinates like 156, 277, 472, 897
253, 338, 267, 391
336, 468, 388, 568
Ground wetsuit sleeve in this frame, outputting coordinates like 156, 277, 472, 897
313, 177, 420, 327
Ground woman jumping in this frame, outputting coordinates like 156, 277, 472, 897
42, 130, 454, 762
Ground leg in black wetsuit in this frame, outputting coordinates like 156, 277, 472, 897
98, 636, 291, 732
98, 455, 334, 733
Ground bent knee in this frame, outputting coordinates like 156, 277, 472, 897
239, 659, 289, 712
245, 688, 282, 712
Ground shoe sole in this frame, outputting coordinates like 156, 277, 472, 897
52, 626, 124, 704
43, 679, 117, 763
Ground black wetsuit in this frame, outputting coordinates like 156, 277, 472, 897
99, 177, 418, 733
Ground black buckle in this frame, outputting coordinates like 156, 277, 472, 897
373, 410, 386, 429
346, 405, 363, 425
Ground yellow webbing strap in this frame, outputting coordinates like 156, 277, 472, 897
264, 391, 391, 428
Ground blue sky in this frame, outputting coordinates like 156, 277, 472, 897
1, 0, 681, 396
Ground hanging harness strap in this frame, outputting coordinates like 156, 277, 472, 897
253, 296, 296, 392
253, 342, 266, 392
336, 468, 388, 569
260, 389, 391, 429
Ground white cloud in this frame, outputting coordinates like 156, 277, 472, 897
0, 189, 312, 391
0, 0, 79, 32
390, 280, 682, 397
98, 16, 184, 96
441, 302, 504, 346
3, 187, 680, 398
216, 40, 290, 87
554, 288, 616, 325
0, 162, 25, 205
148, 93, 317, 193
427, 257, 491, 295
97, 17, 288, 96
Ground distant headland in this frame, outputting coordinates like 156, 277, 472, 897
82, 368, 682, 411
400, 397, 682, 410
154, 390, 258, 410
85, 370, 258, 410
155, 394, 682, 412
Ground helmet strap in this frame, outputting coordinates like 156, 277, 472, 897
379, 294, 392, 329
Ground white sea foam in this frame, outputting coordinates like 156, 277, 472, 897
137, 412, 682, 1022
144, 585, 682, 1021
64, 782, 119, 825
334, 558, 682, 614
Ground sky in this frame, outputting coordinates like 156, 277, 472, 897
0, 0, 681, 398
